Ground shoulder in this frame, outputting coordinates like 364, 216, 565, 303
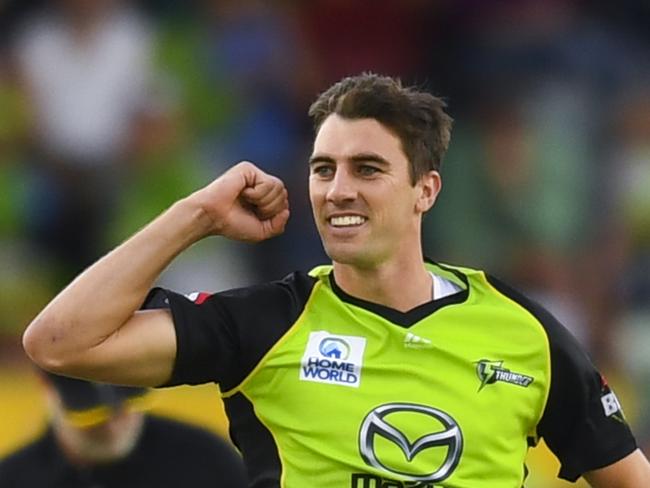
481, 274, 554, 319
147, 270, 317, 312
139, 416, 246, 477
430, 261, 556, 326
163, 270, 319, 332
481, 273, 582, 352
11, 11, 56, 56
0, 433, 53, 485
436, 264, 577, 378
214, 271, 318, 309
148, 271, 320, 389
143, 415, 229, 449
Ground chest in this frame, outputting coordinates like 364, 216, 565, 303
241, 302, 549, 486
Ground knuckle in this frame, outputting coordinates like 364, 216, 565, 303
236, 161, 255, 172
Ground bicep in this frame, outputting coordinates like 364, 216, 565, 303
69, 309, 177, 387
584, 449, 650, 487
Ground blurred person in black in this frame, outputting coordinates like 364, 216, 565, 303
0, 372, 247, 487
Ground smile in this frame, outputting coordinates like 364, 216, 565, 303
328, 215, 367, 227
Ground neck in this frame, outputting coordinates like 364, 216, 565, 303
52, 421, 94, 468
332, 254, 432, 312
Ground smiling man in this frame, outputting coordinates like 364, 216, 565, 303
23, 74, 650, 487
309, 115, 439, 298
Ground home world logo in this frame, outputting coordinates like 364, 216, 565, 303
300, 331, 367, 388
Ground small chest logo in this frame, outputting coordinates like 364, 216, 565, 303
475, 359, 534, 392
404, 332, 433, 349
300, 331, 366, 387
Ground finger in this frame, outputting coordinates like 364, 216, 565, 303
241, 184, 286, 218
263, 208, 290, 237
254, 191, 289, 220
241, 185, 282, 209
241, 181, 284, 208
241, 175, 284, 202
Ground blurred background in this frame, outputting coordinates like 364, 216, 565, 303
0, 0, 648, 486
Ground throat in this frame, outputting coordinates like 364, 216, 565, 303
332, 265, 433, 312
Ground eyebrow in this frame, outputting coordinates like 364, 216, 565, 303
309, 152, 391, 166
309, 154, 335, 166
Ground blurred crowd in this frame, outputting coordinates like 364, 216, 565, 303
0, 0, 648, 450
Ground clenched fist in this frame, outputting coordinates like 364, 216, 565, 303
189, 162, 290, 242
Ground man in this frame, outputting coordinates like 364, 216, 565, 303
0, 372, 247, 487
22, 74, 650, 486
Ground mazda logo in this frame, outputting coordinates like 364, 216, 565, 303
358, 403, 463, 482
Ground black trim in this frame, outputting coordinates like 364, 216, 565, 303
225, 393, 282, 488
328, 261, 469, 328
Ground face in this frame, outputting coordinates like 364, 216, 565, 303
49, 391, 145, 464
309, 115, 440, 269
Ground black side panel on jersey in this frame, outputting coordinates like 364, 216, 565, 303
224, 393, 281, 488
144, 271, 317, 392
486, 275, 637, 481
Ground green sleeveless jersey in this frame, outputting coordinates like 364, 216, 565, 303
149, 262, 635, 487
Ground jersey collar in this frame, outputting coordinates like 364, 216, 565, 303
324, 260, 469, 328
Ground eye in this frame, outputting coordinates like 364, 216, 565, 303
358, 165, 380, 176
312, 165, 334, 178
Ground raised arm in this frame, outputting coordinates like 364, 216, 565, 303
23, 162, 289, 387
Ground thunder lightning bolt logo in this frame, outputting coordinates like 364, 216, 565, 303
475, 359, 534, 392
475, 360, 502, 391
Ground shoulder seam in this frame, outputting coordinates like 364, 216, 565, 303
221, 280, 321, 398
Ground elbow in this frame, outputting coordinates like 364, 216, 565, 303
22, 316, 70, 374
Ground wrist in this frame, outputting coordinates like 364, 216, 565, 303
168, 197, 216, 244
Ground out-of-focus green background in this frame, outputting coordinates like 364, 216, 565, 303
1, 1, 649, 486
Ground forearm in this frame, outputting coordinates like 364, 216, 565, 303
23, 197, 211, 369
23, 161, 288, 381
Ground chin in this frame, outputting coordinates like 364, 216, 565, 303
76, 414, 145, 464
324, 244, 377, 268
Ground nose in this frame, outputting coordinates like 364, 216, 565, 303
326, 167, 357, 204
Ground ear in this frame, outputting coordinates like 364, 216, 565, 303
415, 170, 442, 213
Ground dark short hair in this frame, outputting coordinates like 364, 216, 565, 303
308, 73, 453, 184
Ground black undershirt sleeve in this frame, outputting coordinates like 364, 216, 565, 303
487, 275, 637, 481
142, 272, 316, 392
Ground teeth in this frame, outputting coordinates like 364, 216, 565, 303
330, 215, 366, 227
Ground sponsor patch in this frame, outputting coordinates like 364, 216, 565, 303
300, 331, 366, 387
601, 392, 623, 417
358, 403, 462, 483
